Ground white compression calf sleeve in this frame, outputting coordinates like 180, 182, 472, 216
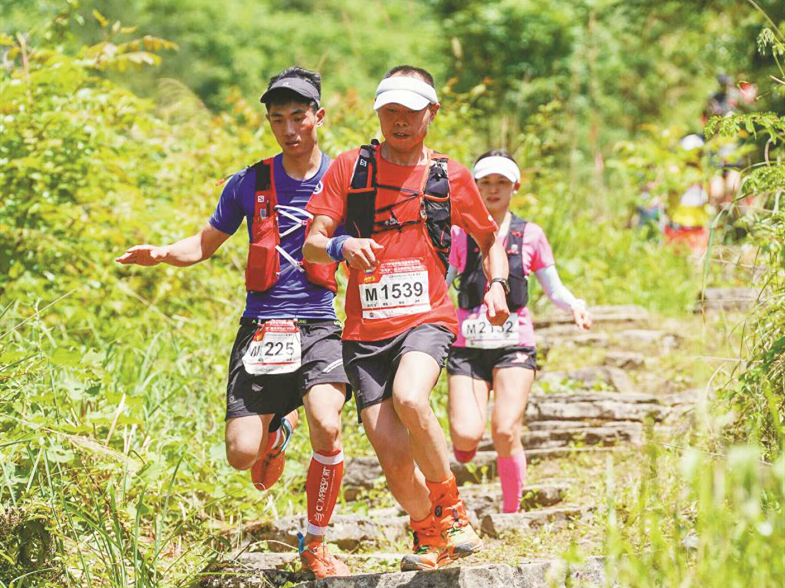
534, 265, 585, 313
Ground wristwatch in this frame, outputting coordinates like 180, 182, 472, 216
489, 277, 510, 295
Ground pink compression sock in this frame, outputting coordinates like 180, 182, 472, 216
454, 447, 477, 463
497, 451, 527, 513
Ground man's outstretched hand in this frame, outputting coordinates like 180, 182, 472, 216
115, 245, 168, 266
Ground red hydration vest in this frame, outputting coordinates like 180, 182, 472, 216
245, 157, 338, 293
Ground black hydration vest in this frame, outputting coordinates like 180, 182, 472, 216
344, 140, 452, 273
457, 214, 528, 311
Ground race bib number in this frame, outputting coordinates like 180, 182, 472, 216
242, 319, 302, 375
358, 259, 431, 320
462, 312, 519, 349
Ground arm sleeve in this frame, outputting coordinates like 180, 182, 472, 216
534, 265, 586, 313
209, 173, 246, 236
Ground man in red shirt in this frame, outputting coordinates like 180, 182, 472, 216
304, 65, 509, 570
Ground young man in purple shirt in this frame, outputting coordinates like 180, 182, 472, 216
116, 67, 350, 579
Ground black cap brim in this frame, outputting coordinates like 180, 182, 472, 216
260, 77, 320, 108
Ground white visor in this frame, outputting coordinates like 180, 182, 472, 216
473, 156, 521, 183
374, 76, 439, 111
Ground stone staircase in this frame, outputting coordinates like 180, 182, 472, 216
202, 304, 704, 588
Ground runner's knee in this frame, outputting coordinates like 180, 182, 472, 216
225, 437, 262, 471
392, 390, 430, 423
308, 416, 341, 453
451, 422, 483, 450
491, 420, 520, 449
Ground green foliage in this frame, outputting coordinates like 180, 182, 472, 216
704, 29, 785, 459
1, 0, 445, 110
429, 0, 785, 150
604, 440, 785, 588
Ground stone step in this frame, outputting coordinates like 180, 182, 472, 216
234, 514, 409, 552
461, 483, 569, 527
461, 482, 569, 509
537, 366, 634, 393
477, 423, 642, 452
526, 392, 667, 423
361, 483, 569, 530
603, 350, 645, 369
534, 304, 649, 328
696, 287, 758, 312
451, 448, 621, 486
201, 559, 607, 587
233, 551, 405, 570
539, 329, 680, 351
343, 456, 383, 501
481, 506, 595, 538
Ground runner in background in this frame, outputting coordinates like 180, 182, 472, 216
664, 134, 711, 252
703, 74, 757, 214
117, 67, 351, 579
445, 150, 592, 514
304, 66, 510, 571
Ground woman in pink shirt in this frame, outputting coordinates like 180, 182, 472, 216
446, 150, 592, 514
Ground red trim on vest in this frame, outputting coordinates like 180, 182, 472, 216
245, 157, 338, 294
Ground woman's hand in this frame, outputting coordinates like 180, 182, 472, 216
572, 306, 592, 330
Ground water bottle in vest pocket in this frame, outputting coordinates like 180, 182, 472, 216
246, 212, 280, 292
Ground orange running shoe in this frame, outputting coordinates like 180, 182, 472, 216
400, 515, 449, 571
298, 533, 350, 578
428, 474, 483, 562
439, 501, 483, 560
250, 411, 298, 491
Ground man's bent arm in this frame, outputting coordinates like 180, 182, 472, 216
475, 232, 509, 282
473, 231, 510, 325
303, 215, 339, 264
116, 224, 230, 267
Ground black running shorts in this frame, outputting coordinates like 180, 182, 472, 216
343, 323, 455, 416
225, 319, 350, 421
446, 345, 537, 384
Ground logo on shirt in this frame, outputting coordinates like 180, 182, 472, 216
257, 195, 266, 203
313, 181, 323, 195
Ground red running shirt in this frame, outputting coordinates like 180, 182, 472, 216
307, 148, 497, 341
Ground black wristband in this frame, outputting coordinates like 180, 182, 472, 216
489, 277, 510, 294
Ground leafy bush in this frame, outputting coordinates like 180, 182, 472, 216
705, 28, 785, 460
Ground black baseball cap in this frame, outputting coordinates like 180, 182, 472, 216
260, 77, 321, 108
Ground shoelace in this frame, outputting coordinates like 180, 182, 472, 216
298, 532, 338, 573
444, 507, 469, 536
304, 545, 338, 572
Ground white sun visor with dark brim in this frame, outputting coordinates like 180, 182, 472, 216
373, 76, 439, 111
473, 156, 521, 183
